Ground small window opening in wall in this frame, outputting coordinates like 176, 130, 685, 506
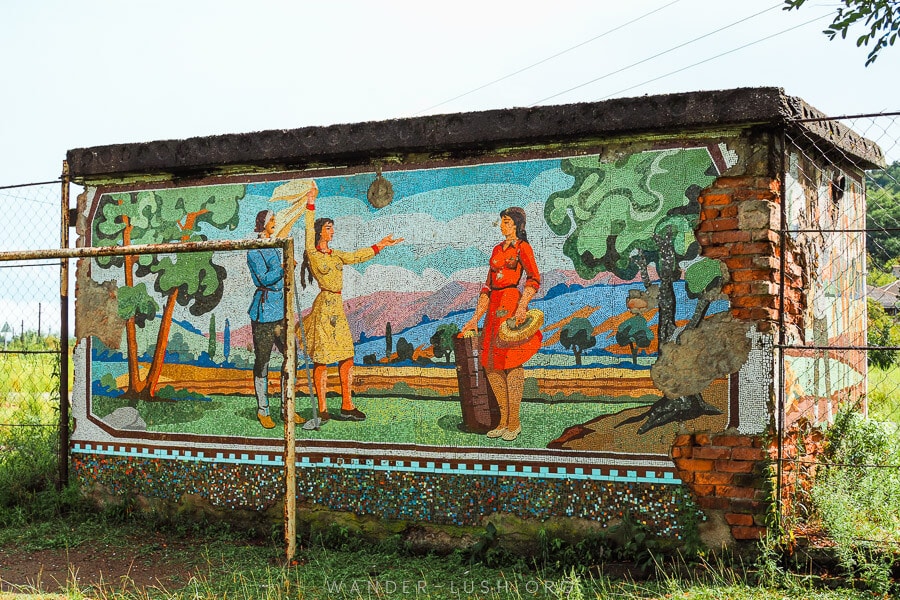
829, 172, 845, 219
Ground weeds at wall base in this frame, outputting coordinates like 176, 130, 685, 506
2, 498, 895, 599
3, 396, 899, 598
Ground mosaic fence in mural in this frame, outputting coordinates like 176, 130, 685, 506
71, 142, 783, 528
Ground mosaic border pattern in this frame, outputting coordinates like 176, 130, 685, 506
72, 443, 681, 485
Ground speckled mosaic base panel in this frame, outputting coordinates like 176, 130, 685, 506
72, 451, 699, 538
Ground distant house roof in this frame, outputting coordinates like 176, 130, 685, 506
868, 281, 900, 310
65, 86, 885, 184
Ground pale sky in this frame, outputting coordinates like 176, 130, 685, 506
1, 0, 899, 188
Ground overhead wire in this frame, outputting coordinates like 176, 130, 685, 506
592, 11, 833, 102
411, 0, 683, 116
528, 0, 785, 107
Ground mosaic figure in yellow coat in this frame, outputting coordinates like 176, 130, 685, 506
296, 185, 403, 422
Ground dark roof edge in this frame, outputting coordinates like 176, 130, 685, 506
783, 96, 886, 169
65, 87, 883, 181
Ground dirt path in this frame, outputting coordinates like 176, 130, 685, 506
0, 531, 209, 595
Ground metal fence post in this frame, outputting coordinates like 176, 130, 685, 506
282, 238, 297, 563
775, 132, 787, 532
59, 161, 70, 489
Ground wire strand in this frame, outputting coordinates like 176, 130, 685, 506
592, 12, 830, 103
780, 457, 900, 469
0, 261, 59, 269
792, 111, 900, 122
0, 180, 61, 190
411, 0, 683, 116
529, 1, 785, 106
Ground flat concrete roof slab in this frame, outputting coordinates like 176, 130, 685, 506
66, 87, 883, 182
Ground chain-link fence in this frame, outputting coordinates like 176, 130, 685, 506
779, 111, 900, 556
0, 178, 67, 491
2, 113, 899, 553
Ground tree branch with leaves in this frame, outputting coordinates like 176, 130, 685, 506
785, 0, 899, 65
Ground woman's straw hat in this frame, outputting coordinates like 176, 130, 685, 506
498, 309, 544, 344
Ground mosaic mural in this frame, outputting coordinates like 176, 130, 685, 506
75, 144, 759, 477
783, 150, 868, 425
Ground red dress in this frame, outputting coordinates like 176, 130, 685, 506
480, 240, 542, 370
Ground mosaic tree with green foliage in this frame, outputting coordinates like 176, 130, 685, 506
545, 147, 724, 432
208, 314, 217, 360
224, 317, 231, 363
93, 185, 245, 399
430, 323, 460, 363
560, 317, 596, 366
616, 314, 653, 366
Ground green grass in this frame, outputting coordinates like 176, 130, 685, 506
0, 339, 69, 432
0, 513, 885, 600
0, 382, 891, 599
810, 407, 900, 594
0, 350, 62, 515
0, 352, 60, 421
868, 364, 900, 424
90, 394, 650, 448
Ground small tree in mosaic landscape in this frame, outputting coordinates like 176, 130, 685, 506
223, 317, 231, 364
208, 313, 217, 360
395, 337, 414, 362
430, 323, 460, 363
560, 317, 596, 366
92, 185, 245, 399
615, 314, 653, 366
544, 147, 725, 433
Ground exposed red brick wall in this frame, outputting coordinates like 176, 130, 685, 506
672, 432, 770, 541
690, 174, 833, 543
689, 159, 867, 545
767, 419, 825, 526
697, 175, 807, 335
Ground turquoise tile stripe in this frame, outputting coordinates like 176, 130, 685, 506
72, 444, 681, 485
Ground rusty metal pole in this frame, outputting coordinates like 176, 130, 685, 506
0, 237, 286, 262
282, 238, 297, 563
58, 161, 70, 489
776, 130, 787, 532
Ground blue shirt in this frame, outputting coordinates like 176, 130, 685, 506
247, 247, 284, 323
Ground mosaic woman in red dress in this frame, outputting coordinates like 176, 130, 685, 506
461, 206, 541, 441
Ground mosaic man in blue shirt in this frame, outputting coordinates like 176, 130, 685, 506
247, 209, 304, 429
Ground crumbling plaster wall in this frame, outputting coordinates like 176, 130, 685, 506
782, 145, 868, 429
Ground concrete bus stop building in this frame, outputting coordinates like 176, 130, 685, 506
67, 87, 882, 550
